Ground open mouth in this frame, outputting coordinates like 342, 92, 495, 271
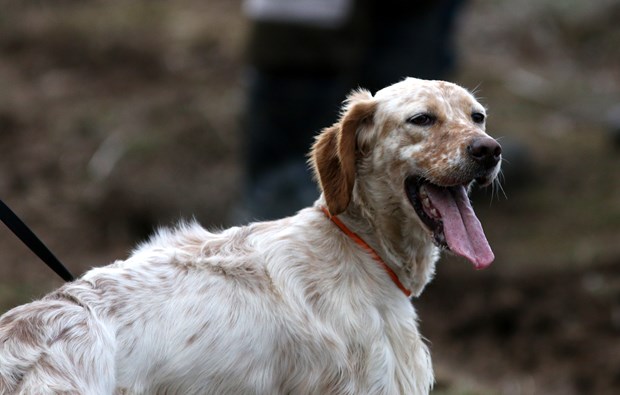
405, 177, 494, 269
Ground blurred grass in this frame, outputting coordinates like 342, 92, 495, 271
0, 283, 43, 313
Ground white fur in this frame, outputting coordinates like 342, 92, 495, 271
0, 78, 499, 394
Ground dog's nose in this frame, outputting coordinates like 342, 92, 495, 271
467, 137, 502, 169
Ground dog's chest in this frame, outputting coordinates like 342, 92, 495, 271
269, 294, 427, 394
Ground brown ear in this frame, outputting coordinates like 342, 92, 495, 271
310, 89, 376, 215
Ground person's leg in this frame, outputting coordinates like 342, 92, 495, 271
239, 21, 352, 220
358, 0, 465, 92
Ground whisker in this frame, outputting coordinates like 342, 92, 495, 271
495, 170, 508, 200
500, 156, 511, 165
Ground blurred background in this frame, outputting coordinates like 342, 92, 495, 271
0, 0, 619, 393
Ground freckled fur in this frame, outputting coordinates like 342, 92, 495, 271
0, 78, 499, 394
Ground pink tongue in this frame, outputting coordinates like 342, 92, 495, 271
424, 184, 494, 269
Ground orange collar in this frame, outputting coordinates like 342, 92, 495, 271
320, 206, 412, 297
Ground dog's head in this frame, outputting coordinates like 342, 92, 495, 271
311, 78, 501, 280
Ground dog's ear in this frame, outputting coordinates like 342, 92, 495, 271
310, 89, 376, 215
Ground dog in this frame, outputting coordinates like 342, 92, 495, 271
0, 77, 501, 394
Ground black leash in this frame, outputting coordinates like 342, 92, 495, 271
0, 199, 75, 282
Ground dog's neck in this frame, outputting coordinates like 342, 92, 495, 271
316, 195, 439, 297
319, 205, 412, 297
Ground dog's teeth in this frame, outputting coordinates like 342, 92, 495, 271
423, 198, 431, 208
430, 208, 439, 218
419, 186, 427, 199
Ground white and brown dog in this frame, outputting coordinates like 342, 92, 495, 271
0, 78, 501, 394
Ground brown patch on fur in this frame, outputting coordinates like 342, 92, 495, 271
7, 317, 43, 347
186, 322, 210, 346
31, 356, 79, 389
310, 90, 377, 214
264, 267, 282, 299
404, 130, 425, 147
0, 310, 19, 328
411, 118, 485, 186
377, 118, 401, 144
186, 333, 199, 346
46, 291, 88, 310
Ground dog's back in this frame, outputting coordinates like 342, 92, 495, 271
1, 216, 431, 394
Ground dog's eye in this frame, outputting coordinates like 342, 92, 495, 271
407, 113, 435, 126
471, 112, 486, 123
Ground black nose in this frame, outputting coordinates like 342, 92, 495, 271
467, 137, 502, 169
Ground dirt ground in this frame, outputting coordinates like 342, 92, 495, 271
0, 0, 619, 393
